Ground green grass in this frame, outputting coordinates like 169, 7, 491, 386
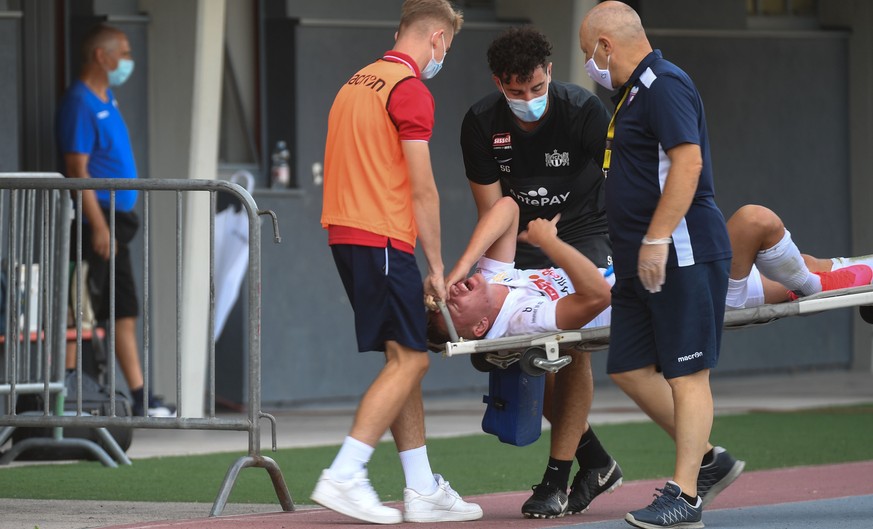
1, 405, 872, 505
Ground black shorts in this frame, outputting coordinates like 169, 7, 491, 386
331, 242, 427, 353
71, 209, 140, 320
516, 232, 612, 270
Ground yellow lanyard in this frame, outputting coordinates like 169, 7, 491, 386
602, 85, 631, 178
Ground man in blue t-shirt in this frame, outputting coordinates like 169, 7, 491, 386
56, 24, 172, 418
580, 3, 742, 528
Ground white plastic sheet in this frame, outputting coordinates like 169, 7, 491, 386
213, 171, 254, 340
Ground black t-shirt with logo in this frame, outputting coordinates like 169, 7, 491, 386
461, 80, 612, 268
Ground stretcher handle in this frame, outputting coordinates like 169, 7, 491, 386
437, 300, 461, 343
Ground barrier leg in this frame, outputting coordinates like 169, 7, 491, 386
0, 436, 119, 467
210, 455, 294, 516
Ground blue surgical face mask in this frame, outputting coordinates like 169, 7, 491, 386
421, 33, 446, 80
108, 58, 135, 87
500, 73, 550, 122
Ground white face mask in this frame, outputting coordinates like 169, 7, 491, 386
585, 41, 613, 90
421, 32, 446, 80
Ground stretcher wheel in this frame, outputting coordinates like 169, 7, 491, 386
519, 347, 547, 377
470, 353, 495, 372
860, 305, 873, 325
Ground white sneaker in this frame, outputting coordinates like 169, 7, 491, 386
311, 469, 403, 524
403, 473, 484, 523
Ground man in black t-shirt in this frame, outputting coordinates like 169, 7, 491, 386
461, 28, 611, 270
459, 27, 620, 519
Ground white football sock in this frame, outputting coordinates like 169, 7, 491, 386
726, 265, 766, 309
399, 445, 437, 495
329, 436, 374, 480
755, 229, 821, 295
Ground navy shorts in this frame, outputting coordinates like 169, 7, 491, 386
331, 243, 427, 353
607, 258, 730, 379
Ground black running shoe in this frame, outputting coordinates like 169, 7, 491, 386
567, 457, 623, 514
697, 446, 745, 507
521, 482, 568, 519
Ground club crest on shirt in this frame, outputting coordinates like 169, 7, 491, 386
627, 85, 640, 106
545, 150, 569, 167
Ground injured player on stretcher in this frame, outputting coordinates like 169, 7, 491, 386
428, 197, 873, 343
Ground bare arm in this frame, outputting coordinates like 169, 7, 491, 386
469, 180, 504, 220
64, 152, 112, 260
525, 216, 610, 330
638, 142, 702, 293
445, 196, 519, 287
402, 140, 446, 303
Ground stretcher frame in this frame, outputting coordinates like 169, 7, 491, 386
436, 285, 873, 375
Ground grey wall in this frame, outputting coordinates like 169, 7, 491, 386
0, 13, 21, 171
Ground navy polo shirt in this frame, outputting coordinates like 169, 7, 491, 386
605, 50, 730, 279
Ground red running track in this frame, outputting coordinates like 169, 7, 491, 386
103, 460, 873, 529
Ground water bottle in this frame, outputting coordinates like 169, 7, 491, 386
270, 140, 290, 188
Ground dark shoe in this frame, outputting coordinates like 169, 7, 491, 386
568, 457, 623, 514
133, 395, 177, 418
625, 481, 703, 529
521, 482, 568, 519
697, 446, 744, 507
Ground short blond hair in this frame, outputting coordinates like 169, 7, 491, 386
399, 0, 464, 36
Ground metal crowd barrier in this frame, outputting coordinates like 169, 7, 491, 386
0, 173, 291, 516
0, 173, 131, 467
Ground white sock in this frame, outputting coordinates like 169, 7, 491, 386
399, 446, 437, 495
726, 277, 749, 309
726, 265, 767, 309
755, 229, 821, 295
329, 436, 374, 481
831, 254, 873, 271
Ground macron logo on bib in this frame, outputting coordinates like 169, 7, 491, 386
96, 110, 110, 120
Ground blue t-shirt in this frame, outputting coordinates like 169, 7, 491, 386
56, 80, 138, 212
606, 50, 731, 279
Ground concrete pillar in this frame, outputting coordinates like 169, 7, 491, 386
139, 0, 226, 415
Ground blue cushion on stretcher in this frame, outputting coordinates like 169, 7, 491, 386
481, 362, 545, 446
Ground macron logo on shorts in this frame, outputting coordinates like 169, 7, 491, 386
677, 351, 703, 362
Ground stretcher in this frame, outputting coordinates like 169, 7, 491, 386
435, 284, 873, 377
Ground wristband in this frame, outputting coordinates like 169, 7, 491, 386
642, 236, 672, 245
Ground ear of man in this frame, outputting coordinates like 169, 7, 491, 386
472, 317, 489, 338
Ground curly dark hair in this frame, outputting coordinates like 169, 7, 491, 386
487, 26, 552, 84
